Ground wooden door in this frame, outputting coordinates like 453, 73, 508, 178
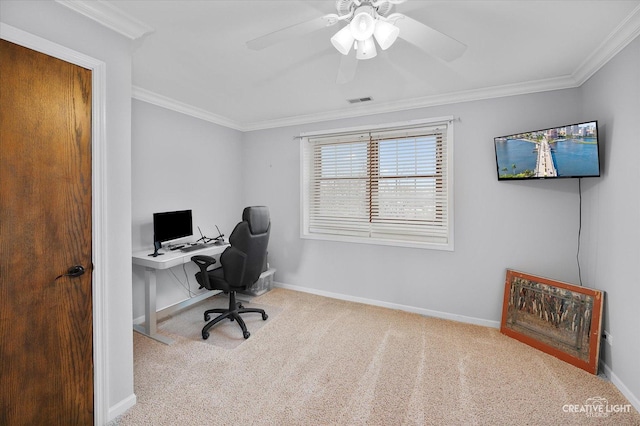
0, 39, 93, 424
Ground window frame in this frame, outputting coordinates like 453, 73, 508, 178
300, 116, 454, 251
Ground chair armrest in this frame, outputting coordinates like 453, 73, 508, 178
191, 255, 217, 289
191, 255, 217, 269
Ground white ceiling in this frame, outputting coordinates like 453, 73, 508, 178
60, 1, 640, 130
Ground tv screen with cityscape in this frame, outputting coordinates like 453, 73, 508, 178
494, 120, 600, 180
153, 209, 193, 243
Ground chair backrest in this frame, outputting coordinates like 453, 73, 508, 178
221, 206, 270, 288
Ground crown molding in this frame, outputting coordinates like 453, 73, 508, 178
241, 75, 579, 131
55, 0, 154, 40
133, 75, 578, 133
132, 86, 243, 131
572, 4, 640, 85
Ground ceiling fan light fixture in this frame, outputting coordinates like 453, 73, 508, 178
356, 37, 377, 60
349, 6, 376, 41
373, 19, 400, 50
331, 25, 355, 55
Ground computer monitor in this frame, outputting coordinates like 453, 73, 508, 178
153, 209, 193, 244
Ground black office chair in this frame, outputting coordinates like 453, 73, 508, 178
191, 206, 270, 340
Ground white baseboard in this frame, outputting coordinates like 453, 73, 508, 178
273, 281, 500, 329
599, 361, 640, 414
108, 393, 137, 422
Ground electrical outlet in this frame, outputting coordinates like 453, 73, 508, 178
603, 330, 613, 346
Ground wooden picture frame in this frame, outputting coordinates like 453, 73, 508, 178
500, 269, 603, 374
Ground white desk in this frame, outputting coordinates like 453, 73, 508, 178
132, 243, 229, 344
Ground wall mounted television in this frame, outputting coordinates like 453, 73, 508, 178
153, 209, 193, 243
494, 120, 600, 180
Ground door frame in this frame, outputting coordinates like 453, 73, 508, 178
1, 23, 108, 425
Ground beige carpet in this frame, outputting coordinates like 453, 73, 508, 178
112, 288, 640, 425
156, 294, 279, 349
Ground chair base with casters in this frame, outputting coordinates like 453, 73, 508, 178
201, 290, 268, 340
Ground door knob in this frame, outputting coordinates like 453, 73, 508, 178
54, 265, 86, 281
66, 265, 85, 277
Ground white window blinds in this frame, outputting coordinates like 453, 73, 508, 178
301, 118, 453, 249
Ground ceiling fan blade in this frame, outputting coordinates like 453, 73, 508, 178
394, 15, 466, 62
247, 14, 338, 51
336, 53, 358, 84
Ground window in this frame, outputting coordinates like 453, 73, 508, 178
301, 117, 453, 250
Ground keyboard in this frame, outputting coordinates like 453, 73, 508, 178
180, 244, 207, 253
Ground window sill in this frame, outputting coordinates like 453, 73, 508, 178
300, 232, 454, 251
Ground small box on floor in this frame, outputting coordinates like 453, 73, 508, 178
240, 268, 275, 296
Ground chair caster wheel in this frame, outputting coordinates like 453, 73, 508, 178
243, 331, 250, 339
204, 314, 210, 321
202, 331, 209, 340
262, 313, 268, 321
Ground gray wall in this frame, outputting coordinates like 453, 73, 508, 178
242, 90, 582, 324
580, 36, 640, 406
131, 100, 245, 317
0, 0, 135, 419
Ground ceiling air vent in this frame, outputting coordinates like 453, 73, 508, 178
347, 96, 373, 104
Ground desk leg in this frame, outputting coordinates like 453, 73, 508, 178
133, 267, 174, 345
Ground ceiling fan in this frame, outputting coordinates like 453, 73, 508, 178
246, 0, 467, 84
